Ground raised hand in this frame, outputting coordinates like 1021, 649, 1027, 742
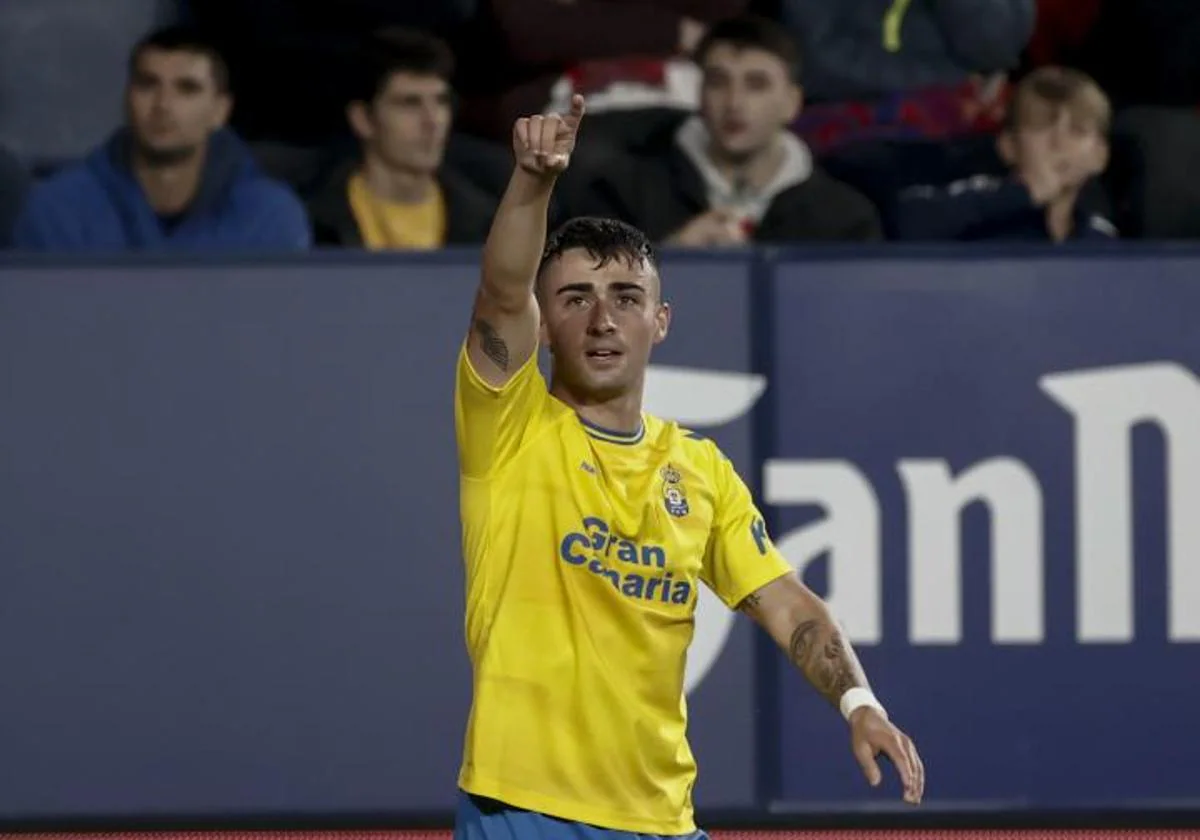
513, 94, 586, 178
849, 708, 925, 805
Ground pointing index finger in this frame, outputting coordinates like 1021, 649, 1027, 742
567, 94, 587, 125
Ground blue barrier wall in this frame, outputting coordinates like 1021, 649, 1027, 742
765, 253, 1200, 812
1, 248, 1198, 823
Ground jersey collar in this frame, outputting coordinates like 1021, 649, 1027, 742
579, 416, 645, 446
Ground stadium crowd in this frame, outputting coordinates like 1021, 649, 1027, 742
0, 0, 1197, 251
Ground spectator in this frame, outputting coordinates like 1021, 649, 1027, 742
782, 0, 1034, 153
893, 66, 1115, 242
783, 0, 1034, 103
568, 15, 881, 245
11, 26, 309, 252
307, 31, 494, 250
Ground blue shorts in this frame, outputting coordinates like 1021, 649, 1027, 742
454, 791, 708, 840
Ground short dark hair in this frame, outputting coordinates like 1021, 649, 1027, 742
694, 15, 802, 83
351, 29, 456, 105
537, 217, 660, 294
129, 26, 230, 93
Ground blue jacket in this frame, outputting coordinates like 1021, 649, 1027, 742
12, 128, 311, 252
893, 176, 1118, 241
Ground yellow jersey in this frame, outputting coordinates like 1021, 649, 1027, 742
454, 346, 793, 835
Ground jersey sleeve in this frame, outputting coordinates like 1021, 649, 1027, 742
455, 342, 549, 479
700, 448, 794, 609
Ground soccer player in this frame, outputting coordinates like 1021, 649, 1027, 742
453, 95, 925, 840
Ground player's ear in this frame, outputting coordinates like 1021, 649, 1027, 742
653, 301, 671, 345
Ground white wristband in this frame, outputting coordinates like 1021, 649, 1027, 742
840, 687, 888, 722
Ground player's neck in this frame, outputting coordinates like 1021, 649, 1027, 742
550, 382, 644, 435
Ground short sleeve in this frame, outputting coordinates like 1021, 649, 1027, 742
454, 343, 549, 479
700, 450, 793, 609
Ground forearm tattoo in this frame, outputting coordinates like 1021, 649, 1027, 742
788, 619, 863, 707
474, 319, 510, 371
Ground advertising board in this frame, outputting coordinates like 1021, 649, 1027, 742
2, 249, 1198, 822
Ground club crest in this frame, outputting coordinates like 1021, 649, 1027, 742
661, 464, 689, 517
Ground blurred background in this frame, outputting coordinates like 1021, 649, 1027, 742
1, 1, 1199, 839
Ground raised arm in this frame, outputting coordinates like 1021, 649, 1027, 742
467, 95, 586, 388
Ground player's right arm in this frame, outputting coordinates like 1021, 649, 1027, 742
466, 95, 586, 388
456, 96, 586, 479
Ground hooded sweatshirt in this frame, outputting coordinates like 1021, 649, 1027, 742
12, 127, 310, 252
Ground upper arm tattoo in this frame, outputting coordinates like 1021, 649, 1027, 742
473, 318, 510, 371
788, 619, 862, 707
739, 593, 763, 613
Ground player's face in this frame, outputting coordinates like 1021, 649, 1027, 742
700, 44, 801, 162
126, 48, 230, 164
540, 250, 670, 401
352, 72, 453, 176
